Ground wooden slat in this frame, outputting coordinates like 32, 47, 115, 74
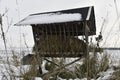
36, 52, 84, 57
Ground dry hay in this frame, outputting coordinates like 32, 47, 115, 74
33, 35, 86, 53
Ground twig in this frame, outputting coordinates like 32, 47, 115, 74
23, 33, 30, 53
44, 58, 59, 66
0, 14, 7, 54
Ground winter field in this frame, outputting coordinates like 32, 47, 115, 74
0, 49, 120, 80
1, 0, 120, 79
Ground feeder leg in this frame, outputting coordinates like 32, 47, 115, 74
39, 66, 42, 74
85, 22, 90, 80
40, 58, 43, 74
37, 57, 43, 75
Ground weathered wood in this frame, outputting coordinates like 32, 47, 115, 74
43, 58, 82, 79
85, 22, 90, 80
44, 58, 59, 66
33, 36, 86, 57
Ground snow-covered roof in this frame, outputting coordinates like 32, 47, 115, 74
17, 13, 82, 25
15, 6, 95, 26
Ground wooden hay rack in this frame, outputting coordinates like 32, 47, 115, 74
15, 6, 96, 78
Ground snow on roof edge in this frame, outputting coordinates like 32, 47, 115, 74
15, 13, 82, 26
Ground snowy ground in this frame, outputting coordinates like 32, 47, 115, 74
0, 49, 120, 80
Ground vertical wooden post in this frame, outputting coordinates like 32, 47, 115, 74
85, 6, 92, 80
85, 22, 90, 80
32, 26, 43, 75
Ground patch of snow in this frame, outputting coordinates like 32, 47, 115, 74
86, 6, 92, 20
0, 64, 30, 77
41, 61, 48, 74
16, 13, 82, 25
97, 69, 114, 80
35, 77, 43, 80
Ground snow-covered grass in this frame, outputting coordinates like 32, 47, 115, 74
0, 49, 120, 80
